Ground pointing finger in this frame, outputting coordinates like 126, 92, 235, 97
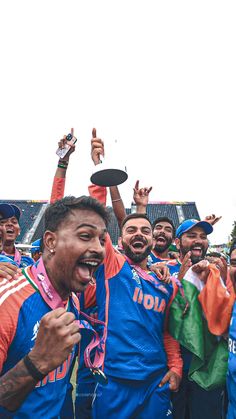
92, 128, 97, 138
134, 180, 139, 190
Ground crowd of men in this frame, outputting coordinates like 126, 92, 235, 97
0, 129, 235, 419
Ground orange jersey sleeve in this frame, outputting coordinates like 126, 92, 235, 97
50, 177, 66, 204
88, 184, 107, 206
0, 275, 35, 372
164, 279, 183, 377
101, 233, 125, 280
83, 283, 97, 309
163, 330, 183, 378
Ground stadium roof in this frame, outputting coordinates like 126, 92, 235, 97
0, 199, 200, 245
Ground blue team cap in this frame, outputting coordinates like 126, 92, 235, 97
31, 238, 41, 254
176, 219, 213, 238
10, 204, 21, 220
0, 204, 16, 220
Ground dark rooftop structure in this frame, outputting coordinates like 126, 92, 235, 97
0, 200, 48, 244
0, 199, 200, 245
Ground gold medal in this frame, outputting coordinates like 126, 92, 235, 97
90, 368, 108, 385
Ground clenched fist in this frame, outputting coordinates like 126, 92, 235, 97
29, 308, 81, 375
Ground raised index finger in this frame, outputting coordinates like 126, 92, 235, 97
71, 128, 74, 136
134, 180, 139, 190
92, 128, 97, 138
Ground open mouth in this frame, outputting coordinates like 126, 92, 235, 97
75, 260, 101, 285
191, 246, 203, 257
156, 236, 167, 244
130, 238, 147, 251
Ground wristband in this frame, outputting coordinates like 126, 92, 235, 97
58, 160, 68, 169
23, 354, 46, 381
58, 163, 68, 169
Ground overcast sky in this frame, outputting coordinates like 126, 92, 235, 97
1, 0, 235, 245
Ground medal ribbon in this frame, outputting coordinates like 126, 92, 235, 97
23, 257, 106, 374
125, 255, 166, 290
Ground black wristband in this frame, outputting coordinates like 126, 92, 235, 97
23, 354, 46, 381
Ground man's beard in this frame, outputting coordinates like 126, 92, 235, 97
123, 243, 153, 264
154, 235, 172, 255
180, 243, 208, 265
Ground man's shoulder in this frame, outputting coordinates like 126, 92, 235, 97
0, 272, 36, 309
0, 254, 19, 266
20, 255, 34, 268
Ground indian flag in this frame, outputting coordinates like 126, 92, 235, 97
168, 265, 233, 390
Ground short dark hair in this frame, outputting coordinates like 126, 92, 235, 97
120, 213, 152, 231
44, 196, 110, 232
152, 217, 176, 238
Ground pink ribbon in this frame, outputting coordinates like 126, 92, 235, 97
23, 258, 107, 378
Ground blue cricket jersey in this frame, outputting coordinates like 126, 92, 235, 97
149, 252, 192, 370
149, 251, 181, 275
95, 235, 174, 380
0, 269, 79, 419
4, 253, 34, 268
0, 254, 19, 267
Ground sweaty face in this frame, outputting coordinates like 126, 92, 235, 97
48, 209, 107, 297
153, 221, 174, 254
230, 249, 236, 293
121, 218, 153, 263
0, 216, 20, 244
176, 226, 209, 264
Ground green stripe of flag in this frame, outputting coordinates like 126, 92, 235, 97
169, 270, 228, 390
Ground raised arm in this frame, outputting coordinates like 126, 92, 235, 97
92, 129, 127, 226
50, 128, 76, 204
89, 128, 107, 204
133, 180, 152, 214
109, 186, 126, 229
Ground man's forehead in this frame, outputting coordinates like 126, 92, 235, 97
0, 216, 18, 223
124, 218, 151, 228
155, 221, 173, 229
65, 209, 106, 228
